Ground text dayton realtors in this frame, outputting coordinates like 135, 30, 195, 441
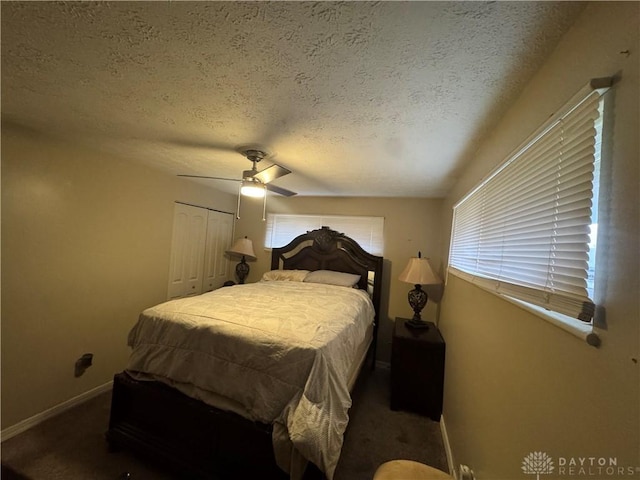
557, 457, 637, 476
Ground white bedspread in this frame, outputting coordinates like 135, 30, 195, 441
126, 280, 375, 479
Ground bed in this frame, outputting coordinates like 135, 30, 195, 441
106, 226, 384, 480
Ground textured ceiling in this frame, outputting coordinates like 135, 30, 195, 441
1, 1, 585, 197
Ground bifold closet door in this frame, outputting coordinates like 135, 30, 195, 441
202, 210, 233, 292
167, 203, 234, 299
167, 203, 208, 299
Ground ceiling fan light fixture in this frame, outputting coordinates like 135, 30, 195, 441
240, 178, 266, 198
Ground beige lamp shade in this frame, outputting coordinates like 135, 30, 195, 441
398, 257, 441, 285
226, 236, 256, 260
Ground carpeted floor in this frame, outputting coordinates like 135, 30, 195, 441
1, 366, 448, 479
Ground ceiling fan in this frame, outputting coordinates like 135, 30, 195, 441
178, 148, 297, 198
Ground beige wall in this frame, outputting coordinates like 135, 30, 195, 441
438, 3, 639, 478
1, 124, 236, 429
234, 195, 443, 363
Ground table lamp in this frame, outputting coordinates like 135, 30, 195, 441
226, 236, 256, 284
398, 252, 441, 329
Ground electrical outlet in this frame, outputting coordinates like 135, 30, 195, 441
74, 353, 93, 377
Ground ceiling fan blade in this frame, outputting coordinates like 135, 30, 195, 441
253, 164, 291, 184
177, 175, 240, 182
266, 183, 297, 197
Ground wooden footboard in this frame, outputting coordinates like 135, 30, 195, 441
106, 372, 289, 479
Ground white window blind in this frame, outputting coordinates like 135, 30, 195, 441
449, 79, 611, 322
265, 214, 384, 256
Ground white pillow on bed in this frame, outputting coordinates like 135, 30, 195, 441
303, 270, 361, 288
261, 269, 310, 282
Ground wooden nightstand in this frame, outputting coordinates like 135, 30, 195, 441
390, 319, 445, 421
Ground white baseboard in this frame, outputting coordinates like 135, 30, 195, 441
1, 380, 113, 442
440, 414, 458, 479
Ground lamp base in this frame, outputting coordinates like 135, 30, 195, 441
406, 284, 428, 326
405, 318, 430, 330
235, 257, 250, 284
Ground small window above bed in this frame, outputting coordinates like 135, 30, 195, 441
264, 214, 384, 256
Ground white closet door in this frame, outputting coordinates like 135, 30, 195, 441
202, 210, 234, 292
167, 203, 208, 299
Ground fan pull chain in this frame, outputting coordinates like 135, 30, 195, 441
236, 183, 243, 219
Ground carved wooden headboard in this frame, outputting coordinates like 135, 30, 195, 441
270, 226, 384, 328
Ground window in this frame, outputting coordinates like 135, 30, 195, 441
265, 214, 384, 256
448, 79, 611, 323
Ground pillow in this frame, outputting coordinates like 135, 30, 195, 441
303, 270, 361, 288
261, 269, 310, 282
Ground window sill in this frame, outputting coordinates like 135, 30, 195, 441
447, 268, 601, 347
501, 295, 601, 347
